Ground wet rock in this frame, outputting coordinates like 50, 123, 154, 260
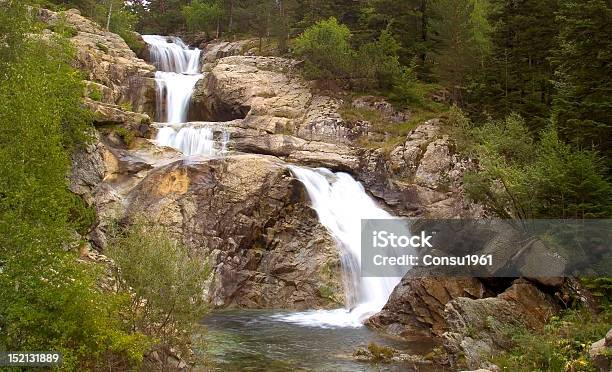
366, 275, 489, 338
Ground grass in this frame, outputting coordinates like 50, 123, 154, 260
492, 307, 611, 371
88, 86, 102, 101
115, 127, 135, 147
95, 42, 109, 53
345, 104, 448, 154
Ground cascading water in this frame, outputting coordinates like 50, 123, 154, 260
142, 35, 230, 156
272, 167, 411, 328
142, 35, 202, 124
155, 124, 229, 156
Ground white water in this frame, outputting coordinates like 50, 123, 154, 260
155, 124, 229, 156
143, 35, 230, 155
272, 167, 409, 328
142, 35, 202, 124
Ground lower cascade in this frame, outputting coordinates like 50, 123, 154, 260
273, 167, 410, 328
155, 124, 229, 156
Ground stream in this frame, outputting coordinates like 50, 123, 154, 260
201, 310, 438, 372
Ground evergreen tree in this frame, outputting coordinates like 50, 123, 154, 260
467, 0, 559, 130
552, 0, 612, 166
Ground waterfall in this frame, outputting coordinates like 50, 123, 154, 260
155, 124, 229, 156
272, 167, 409, 328
143, 35, 230, 156
142, 35, 202, 124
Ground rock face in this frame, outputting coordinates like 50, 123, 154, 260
200, 39, 258, 65
37, 8, 157, 117
351, 119, 483, 219
123, 154, 344, 308
366, 275, 489, 338
192, 56, 361, 144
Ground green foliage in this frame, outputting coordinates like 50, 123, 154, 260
96, 41, 109, 53
354, 30, 401, 88
552, 0, 612, 167
293, 17, 353, 80
115, 127, 136, 147
366, 342, 396, 362
182, 0, 222, 33
463, 112, 612, 219
493, 308, 611, 371
107, 219, 210, 358
581, 277, 612, 310
88, 85, 103, 101
0, 3, 150, 369
48, 14, 79, 37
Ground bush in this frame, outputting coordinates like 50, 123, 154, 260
88, 85, 102, 101
107, 219, 210, 362
293, 17, 354, 80
354, 30, 402, 90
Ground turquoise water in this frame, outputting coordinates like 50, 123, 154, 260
201, 310, 440, 372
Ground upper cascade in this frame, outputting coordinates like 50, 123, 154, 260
142, 35, 203, 124
141, 35, 201, 74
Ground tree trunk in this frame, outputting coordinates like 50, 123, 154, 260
420, 0, 428, 64
228, 0, 234, 33
106, 1, 113, 31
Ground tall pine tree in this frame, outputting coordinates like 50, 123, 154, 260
552, 0, 612, 166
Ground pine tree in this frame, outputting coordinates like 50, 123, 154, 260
468, 0, 560, 130
552, 0, 612, 166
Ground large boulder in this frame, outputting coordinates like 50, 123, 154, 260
192, 56, 363, 144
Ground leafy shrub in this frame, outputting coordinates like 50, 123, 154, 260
354, 30, 402, 90
0, 6, 150, 369
107, 219, 210, 361
48, 14, 78, 37
115, 126, 135, 147
95, 41, 109, 53
88, 85, 102, 101
293, 17, 354, 80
